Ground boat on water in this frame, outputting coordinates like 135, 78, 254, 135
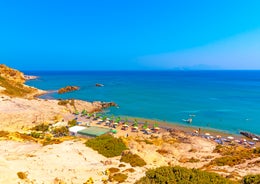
182, 118, 192, 123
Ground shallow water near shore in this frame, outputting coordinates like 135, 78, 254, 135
26, 70, 260, 135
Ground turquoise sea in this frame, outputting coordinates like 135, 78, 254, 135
26, 71, 260, 135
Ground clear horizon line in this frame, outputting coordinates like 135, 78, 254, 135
22, 69, 260, 72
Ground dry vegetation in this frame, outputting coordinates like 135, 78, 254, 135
205, 145, 260, 167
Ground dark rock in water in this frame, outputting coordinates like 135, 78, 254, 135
101, 102, 117, 108
95, 83, 104, 87
58, 86, 79, 94
240, 131, 260, 141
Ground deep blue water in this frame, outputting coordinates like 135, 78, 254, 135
25, 71, 260, 135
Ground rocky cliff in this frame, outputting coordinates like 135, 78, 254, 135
0, 64, 44, 98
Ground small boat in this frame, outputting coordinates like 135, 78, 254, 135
95, 83, 104, 87
182, 118, 192, 123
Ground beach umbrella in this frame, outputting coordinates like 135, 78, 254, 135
132, 119, 138, 128
145, 128, 150, 131
123, 124, 129, 127
205, 133, 210, 136
111, 129, 117, 134
133, 126, 138, 129
154, 127, 160, 130
153, 122, 159, 128
216, 135, 221, 138
124, 117, 128, 123
142, 121, 149, 129
101, 115, 107, 122
81, 109, 87, 115
252, 138, 259, 141
115, 117, 121, 123
110, 115, 115, 121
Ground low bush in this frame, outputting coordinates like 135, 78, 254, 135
85, 134, 128, 157
52, 126, 69, 137
120, 151, 146, 167
42, 138, 62, 146
31, 123, 49, 132
253, 147, 260, 154
108, 167, 120, 174
156, 149, 169, 155
187, 157, 200, 163
135, 166, 236, 184
68, 119, 77, 127
0, 130, 9, 137
242, 174, 260, 184
109, 173, 128, 183
123, 168, 135, 173
143, 139, 153, 144
30, 131, 41, 138
17, 172, 27, 180
209, 146, 260, 167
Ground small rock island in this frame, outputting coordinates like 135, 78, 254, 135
58, 86, 79, 94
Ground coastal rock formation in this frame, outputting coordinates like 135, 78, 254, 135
100, 101, 117, 108
0, 64, 45, 98
58, 86, 79, 94
0, 95, 108, 131
0, 65, 116, 131
240, 131, 260, 141
0, 64, 26, 83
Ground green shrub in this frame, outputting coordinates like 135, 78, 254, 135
31, 123, 49, 132
109, 173, 128, 183
120, 151, 146, 167
52, 126, 69, 137
253, 147, 260, 154
242, 174, 260, 184
209, 146, 260, 167
30, 131, 41, 138
212, 156, 244, 166
135, 166, 236, 184
85, 134, 128, 157
68, 119, 77, 127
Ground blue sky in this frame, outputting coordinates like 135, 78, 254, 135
0, 0, 260, 70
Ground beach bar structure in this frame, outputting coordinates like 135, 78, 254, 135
77, 126, 111, 137
69, 126, 86, 136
